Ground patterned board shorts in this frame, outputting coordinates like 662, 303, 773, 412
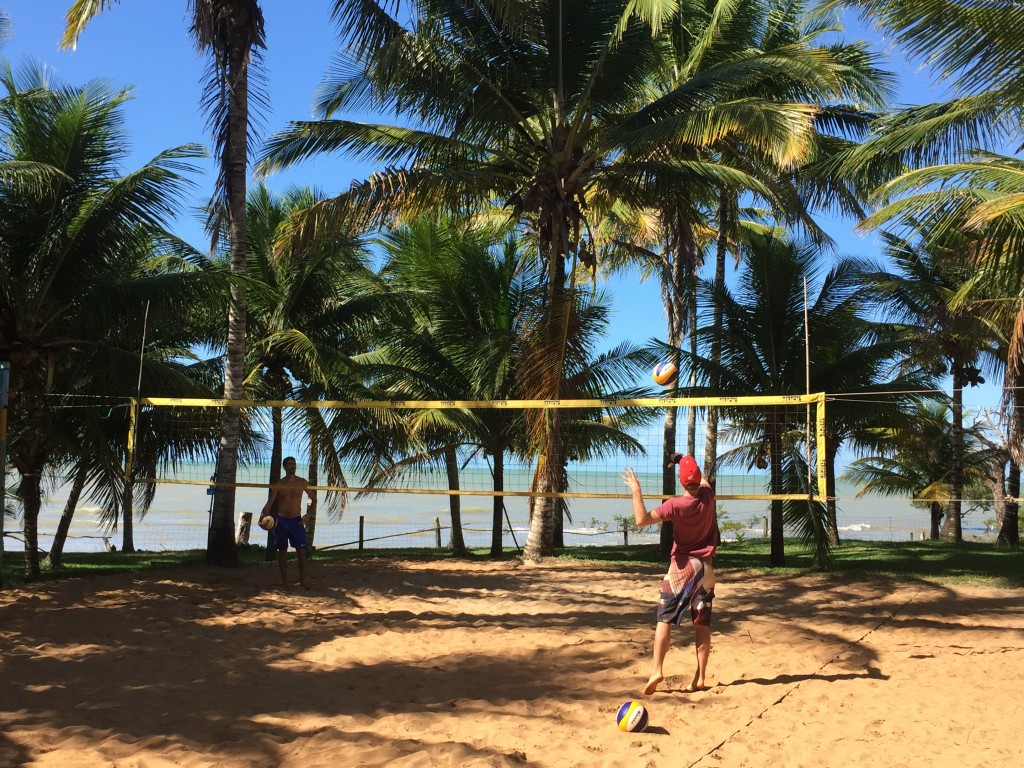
657, 556, 715, 626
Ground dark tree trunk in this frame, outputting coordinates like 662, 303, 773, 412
553, 461, 568, 549
942, 370, 964, 542
930, 501, 943, 540
525, 449, 561, 559
660, 408, 677, 556
265, 404, 283, 560
658, 221, 689, 555
48, 465, 87, 568
304, 434, 319, 548
704, 192, 731, 482
523, 252, 570, 559
17, 469, 43, 578
207, 25, 254, 569
490, 446, 505, 557
444, 443, 466, 555
686, 272, 698, 454
997, 458, 1019, 547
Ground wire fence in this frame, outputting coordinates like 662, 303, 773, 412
8, 498, 1000, 556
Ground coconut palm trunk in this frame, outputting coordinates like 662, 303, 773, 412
526, 348, 570, 559
704, 191, 731, 483
489, 446, 505, 557
264, 404, 283, 559
997, 458, 1019, 547
523, 213, 573, 559
121, 461, 136, 553
206, 9, 259, 567
16, 463, 43, 578
443, 443, 467, 555
942, 368, 965, 541
64, 0, 267, 573
304, 436, 319, 548
660, 409, 678, 555
47, 465, 88, 569
929, 501, 943, 540
659, 223, 690, 553
686, 278, 698, 453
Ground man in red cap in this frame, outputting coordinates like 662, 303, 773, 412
622, 454, 717, 695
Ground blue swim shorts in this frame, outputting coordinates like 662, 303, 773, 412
273, 515, 308, 551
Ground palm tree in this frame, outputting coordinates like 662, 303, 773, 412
685, 230, 921, 566
831, 0, 1024, 468
64, 0, 268, 567
235, 184, 373, 553
857, 229, 1000, 541
47, 355, 232, 567
858, 154, 1024, 470
353, 220, 539, 556
259, 0, 836, 557
640, 0, 894, 465
0, 66, 216, 576
843, 398, 998, 539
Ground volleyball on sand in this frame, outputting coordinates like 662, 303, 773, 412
616, 701, 649, 732
258, 515, 277, 532
652, 362, 678, 387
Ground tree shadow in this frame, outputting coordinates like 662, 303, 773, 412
2, 557, 1021, 765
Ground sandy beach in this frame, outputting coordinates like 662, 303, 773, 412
2, 557, 1022, 767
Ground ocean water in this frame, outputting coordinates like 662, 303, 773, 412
12, 464, 998, 554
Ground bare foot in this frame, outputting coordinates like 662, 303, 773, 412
642, 673, 664, 696
683, 673, 707, 692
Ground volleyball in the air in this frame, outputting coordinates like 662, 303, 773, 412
258, 515, 277, 532
652, 362, 679, 387
616, 700, 649, 733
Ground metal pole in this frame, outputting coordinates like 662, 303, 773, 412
0, 362, 9, 586
136, 301, 149, 399
804, 277, 813, 493
123, 399, 137, 539
121, 301, 149, 553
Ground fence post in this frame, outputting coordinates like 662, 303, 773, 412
435, 517, 442, 548
358, 515, 364, 550
762, 516, 769, 539
622, 520, 629, 546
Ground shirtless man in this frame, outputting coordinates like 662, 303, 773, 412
261, 456, 316, 588
622, 454, 717, 696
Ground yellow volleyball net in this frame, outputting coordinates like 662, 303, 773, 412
127, 393, 828, 504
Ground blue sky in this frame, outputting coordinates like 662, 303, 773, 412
2, 1, 1001, 406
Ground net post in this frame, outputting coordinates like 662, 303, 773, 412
816, 392, 828, 500
359, 515, 365, 550
122, 398, 139, 550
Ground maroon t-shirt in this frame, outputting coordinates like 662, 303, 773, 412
652, 485, 717, 563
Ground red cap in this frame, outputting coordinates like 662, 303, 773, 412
678, 455, 702, 485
